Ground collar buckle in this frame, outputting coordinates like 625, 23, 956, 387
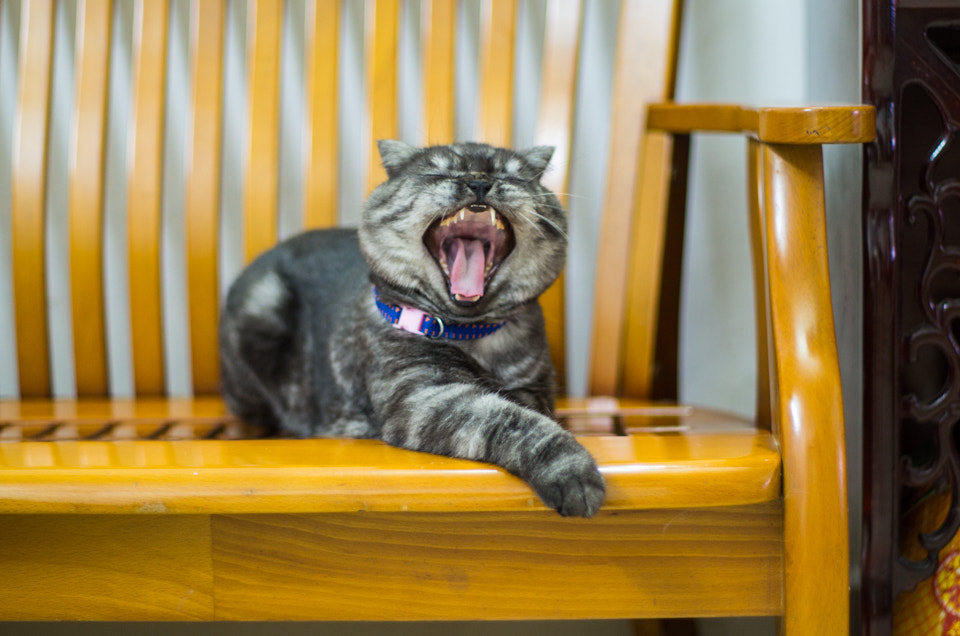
373, 287, 504, 341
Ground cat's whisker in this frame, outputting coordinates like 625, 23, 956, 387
530, 213, 568, 241
513, 209, 548, 239
516, 207, 568, 241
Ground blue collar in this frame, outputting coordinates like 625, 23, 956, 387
373, 288, 507, 340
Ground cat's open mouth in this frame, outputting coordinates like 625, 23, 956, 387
425, 203, 515, 304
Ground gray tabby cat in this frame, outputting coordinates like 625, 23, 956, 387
219, 140, 605, 517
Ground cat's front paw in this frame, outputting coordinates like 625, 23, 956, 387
527, 439, 606, 517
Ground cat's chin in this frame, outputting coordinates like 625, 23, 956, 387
424, 203, 515, 304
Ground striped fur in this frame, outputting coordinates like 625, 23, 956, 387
220, 142, 604, 517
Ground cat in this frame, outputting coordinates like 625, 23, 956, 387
219, 140, 605, 517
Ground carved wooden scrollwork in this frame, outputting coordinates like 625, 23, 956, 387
863, 2, 960, 633
898, 35, 960, 590
900, 82, 960, 585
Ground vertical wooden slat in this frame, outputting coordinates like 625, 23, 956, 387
366, 0, 400, 192
477, 0, 515, 147
648, 133, 690, 401
69, 0, 112, 397
303, 0, 339, 229
421, 0, 455, 145
185, 0, 225, 395
589, 0, 679, 396
746, 137, 772, 431
127, 0, 169, 396
533, 0, 582, 391
243, 0, 282, 262
620, 132, 672, 398
12, 0, 55, 398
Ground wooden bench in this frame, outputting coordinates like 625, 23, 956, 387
0, 0, 873, 632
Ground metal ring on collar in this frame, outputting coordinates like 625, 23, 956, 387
428, 316, 445, 339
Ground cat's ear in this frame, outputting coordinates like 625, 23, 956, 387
377, 140, 419, 179
519, 146, 555, 177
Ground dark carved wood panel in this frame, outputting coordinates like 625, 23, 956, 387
863, 2, 960, 634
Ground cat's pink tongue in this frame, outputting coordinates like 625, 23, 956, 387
448, 237, 486, 300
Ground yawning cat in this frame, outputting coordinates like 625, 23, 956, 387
219, 141, 605, 517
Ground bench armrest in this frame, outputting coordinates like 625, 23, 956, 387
647, 103, 875, 144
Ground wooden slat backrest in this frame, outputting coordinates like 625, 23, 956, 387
477, 0, 515, 147
532, 0, 583, 391
421, 0, 455, 145
243, 0, 282, 263
8, 0, 682, 401
69, 0, 111, 397
303, 0, 340, 229
366, 0, 400, 193
185, 0, 225, 395
590, 0, 683, 398
746, 138, 774, 430
127, 0, 169, 396
12, 0, 55, 398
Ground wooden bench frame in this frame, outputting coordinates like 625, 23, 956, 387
0, 1, 873, 632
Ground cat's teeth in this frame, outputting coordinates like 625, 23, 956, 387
437, 207, 505, 229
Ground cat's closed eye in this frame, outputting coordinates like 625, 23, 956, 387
495, 175, 531, 185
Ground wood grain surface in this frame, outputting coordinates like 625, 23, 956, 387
210, 505, 782, 620
0, 514, 213, 620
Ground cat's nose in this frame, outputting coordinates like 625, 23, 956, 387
467, 180, 493, 202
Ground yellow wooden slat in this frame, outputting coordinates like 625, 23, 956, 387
589, 0, 678, 396
421, 0, 456, 145
477, 0, 516, 147
185, 0, 225, 394
533, 0, 580, 194
746, 137, 773, 430
0, 395, 228, 422
533, 0, 582, 390
0, 395, 684, 423
11, 0, 55, 398
127, 0, 169, 396
243, 0, 282, 262
365, 0, 400, 192
620, 133, 673, 398
303, 0, 340, 229
69, 0, 112, 397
